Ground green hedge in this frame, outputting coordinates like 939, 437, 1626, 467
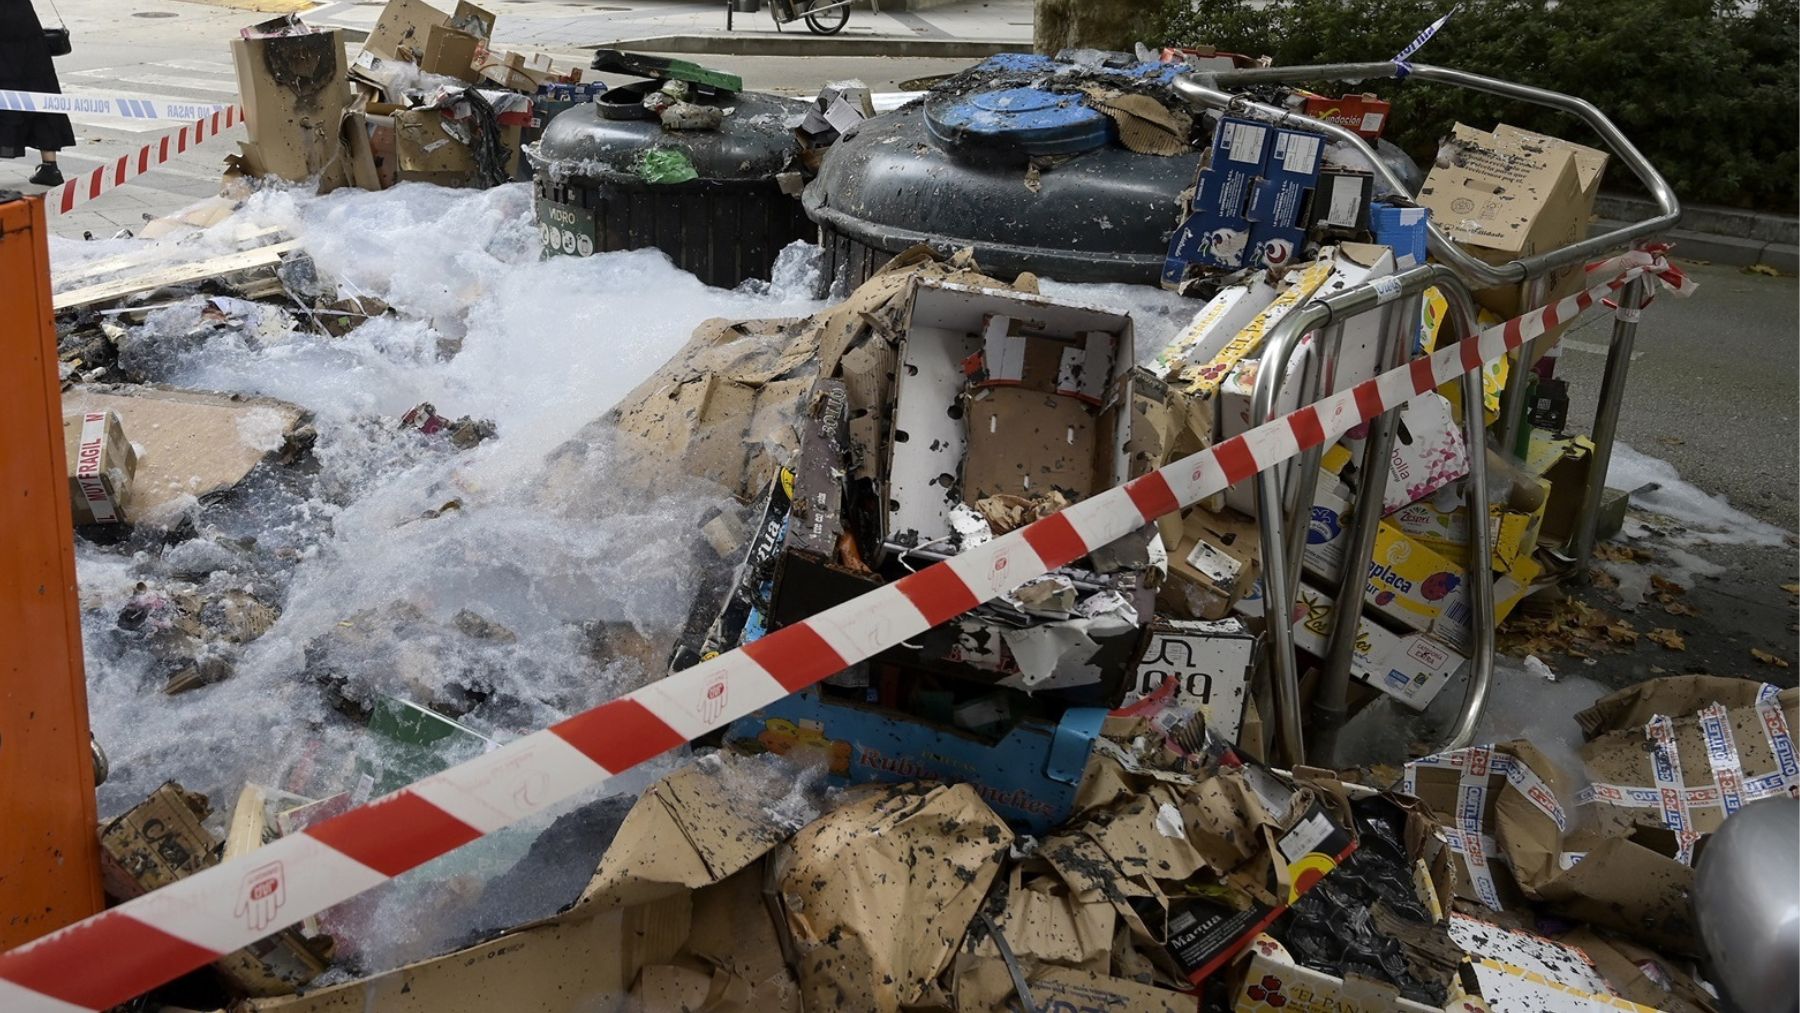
1156, 0, 1799, 213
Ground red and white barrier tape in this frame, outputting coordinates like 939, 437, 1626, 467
0, 250, 1692, 1011
46, 106, 241, 217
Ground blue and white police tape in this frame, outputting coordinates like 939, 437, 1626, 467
0, 88, 231, 123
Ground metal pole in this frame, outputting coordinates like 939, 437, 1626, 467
1493, 275, 1548, 459
1436, 281, 1498, 753
1310, 295, 1416, 765
1249, 305, 1331, 768
1569, 273, 1648, 572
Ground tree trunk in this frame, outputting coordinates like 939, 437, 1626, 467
1033, 0, 1159, 56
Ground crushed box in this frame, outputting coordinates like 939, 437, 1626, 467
1122, 617, 1258, 741
61, 409, 136, 525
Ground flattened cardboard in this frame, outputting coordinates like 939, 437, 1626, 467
771, 783, 1013, 1011
247, 899, 690, 1012
581, 755, 798, 911
953, 953, 1191, 1013
1449, 912, 1663, 1013
232, 31, 352, 187
62, 409, 136, 525
961, 387, 1100, 503
62, 386, 305, 525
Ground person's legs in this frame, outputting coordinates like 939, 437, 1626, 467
29, 149, 63, 186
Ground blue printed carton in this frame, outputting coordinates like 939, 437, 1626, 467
725, 688, 1106, 834
1245, 127, 1322, 270
1162, 117, 1273, 285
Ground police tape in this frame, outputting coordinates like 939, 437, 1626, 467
0, 88, 231, 123
44, 106, 242, 217
0, 250, 1693, 1012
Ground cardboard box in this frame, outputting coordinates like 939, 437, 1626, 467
1162, 504, 1262, 621
1390, 469, 1549, 578
393, 106, 477, 185
1172, 255, 1335, 399
360, 0, 494, 68
1371, 201, 1430, 269
1338, 391, 1470, 514
1448, 913, 1663, 1013
1575, 677, 1800, 845
62, 409, 136, 525
1302, 477, 1475, 651
1163, 116, 1273, 281
1299, 91, 1391, 139
1245, 126, 1322, 268
231, 29, 353, 187
1417, 123, 1607, 350
1231, 936, 1467, 1012
883, 280, 1134, 552
724, 687, 1106, 835
1402, 741, 1572, 914
1237, 578, 1465, 710
101, 783, 331, 998
1150, 272, 1282, 379
1122, 617, 1257, 740
1309, 168, 1374, 239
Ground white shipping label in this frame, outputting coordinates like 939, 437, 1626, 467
1361, 111, 1385, 133
1326, 175, 1363, 227
1278, 811, 1334, 862
1225, 121, 1268, 166
1280, 132, 1321, 175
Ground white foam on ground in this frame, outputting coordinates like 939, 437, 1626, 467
1608, 441, 1791, 546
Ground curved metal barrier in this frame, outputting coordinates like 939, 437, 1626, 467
1173, 63, 1684, 765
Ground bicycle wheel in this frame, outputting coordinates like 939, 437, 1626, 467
804, 0, 849, 35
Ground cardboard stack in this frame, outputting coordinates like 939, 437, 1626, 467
229, 0, 589, 194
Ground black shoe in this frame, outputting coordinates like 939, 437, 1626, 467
30, 163, 64, 186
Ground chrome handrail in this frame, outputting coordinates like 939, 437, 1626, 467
1175, 61, 1683, 763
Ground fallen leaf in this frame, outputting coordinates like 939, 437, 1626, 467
1590, 569, 1619, 591
1650, 575, 1686, 596
1656, 435, 1686, 447
1782, 583, 1799, 595
1745, 263, 1782, 277
1752, 649, 1791, 669
1648, 628, 1686, 650
1606, 622, 1640, 645
1664, 601, 1702, 617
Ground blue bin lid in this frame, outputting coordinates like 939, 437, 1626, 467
924, 86, 1113, 156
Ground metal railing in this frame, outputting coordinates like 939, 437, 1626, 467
1173, 63, 1682, 766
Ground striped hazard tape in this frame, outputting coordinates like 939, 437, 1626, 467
0, 250, 1693, 1011
44, 105, 242, 217
0, 88, 231, 122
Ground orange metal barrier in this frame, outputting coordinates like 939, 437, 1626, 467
0, 193, 104, 948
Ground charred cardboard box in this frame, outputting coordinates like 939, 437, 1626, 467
1417, 123, 1607, 355
1401, 741, 1571, 916
62, 409, 136, 525
231, 25, 354, 188
724, 682, 1106, 835
1160, 503, 1261, 621
873, 279, 1156, 702
101, 782, 333, 998
1447, 912, 1669, 1013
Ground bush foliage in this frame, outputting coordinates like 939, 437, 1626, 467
1156, 0, 1798, 212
